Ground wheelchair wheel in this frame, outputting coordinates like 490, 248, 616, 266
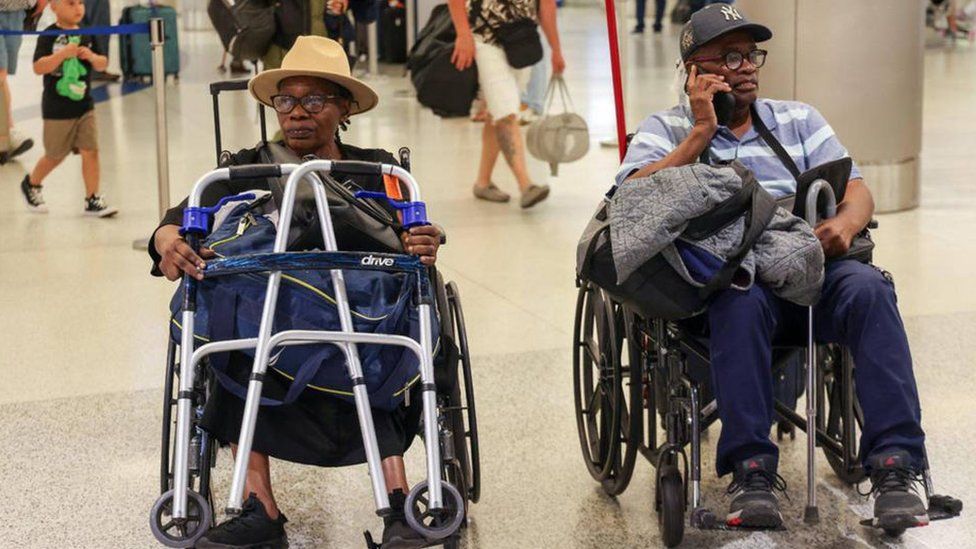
573, 282, 622, 481
150, 488, 212, 548
821, 348, 866, 485
405, 480, 466, 540
656, 465, 685, 548
446, 281, 481, 504
600, 307, 644, 496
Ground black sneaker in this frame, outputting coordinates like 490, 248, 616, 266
196, 493, 288, 549
725, 454, 786, 528
0, 130, 34, 165
863, 450, 929, 533
20, 175, 48, 213
84, 194, 118, 217
382, 489, 430, 549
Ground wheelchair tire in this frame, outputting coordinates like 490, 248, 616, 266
600, 307, 644, 497
573, 282, 622, 482
446, 281, 481, 504
657, 465, 685, 548
821, 348, 866, 485
150, 488, 213, 548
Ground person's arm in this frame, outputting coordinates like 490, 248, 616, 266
78, 46, 108, 72
448, 0, 476, 70
538, 0, 565, 75
814, 178, 874, 258
34, 41, 76, 75
625, 66, 730, 181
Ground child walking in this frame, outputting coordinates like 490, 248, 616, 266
20, 0, 117, 217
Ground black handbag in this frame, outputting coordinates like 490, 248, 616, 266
470, 0, 543, 69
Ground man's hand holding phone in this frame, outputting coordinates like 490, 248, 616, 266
686, 65, 732, 137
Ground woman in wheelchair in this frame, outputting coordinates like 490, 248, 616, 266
149, 37, 443, 549
616, 5, 928, 532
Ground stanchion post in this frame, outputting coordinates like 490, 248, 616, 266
367, 22, 379, 76
134, 18, 171, 250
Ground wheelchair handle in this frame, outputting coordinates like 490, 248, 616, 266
804, 179, 837, 226
180, 193, 257, 236
354, 191, 430, 229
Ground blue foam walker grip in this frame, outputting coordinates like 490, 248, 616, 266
354, 191, 430, 228
180, 193, 257, 236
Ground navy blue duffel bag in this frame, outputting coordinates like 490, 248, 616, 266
170, 199, 437, 411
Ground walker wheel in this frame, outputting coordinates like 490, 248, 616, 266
404, 480, 465, 540
150, 488, 212, 548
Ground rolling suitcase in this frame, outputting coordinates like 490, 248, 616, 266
119, 4, 180, 81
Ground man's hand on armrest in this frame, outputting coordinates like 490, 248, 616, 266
401, 225, 442, 266
154, 225, 216, 281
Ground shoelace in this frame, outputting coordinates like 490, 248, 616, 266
726, 470, 790, 501
28, 187, 45, 204
218, 498, 265, 533
88, 195, 106, 209
857, 467, 924, 498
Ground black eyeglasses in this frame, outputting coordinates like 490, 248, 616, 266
270, 94, 346, 114
691, 49, 767, 71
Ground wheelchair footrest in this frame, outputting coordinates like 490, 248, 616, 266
929, 494, 963, 521
691, 507, 787, 531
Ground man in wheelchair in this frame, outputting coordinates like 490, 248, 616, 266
616, 5, 928, 532
149, 37, 443, 549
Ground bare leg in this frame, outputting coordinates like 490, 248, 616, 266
0, 72, 10, 148
382, 456, 409, 494
30, 155, 65, 186
474, 117, 501, 188
79, 149, 100, 196
230, 445, 281, 520
493, 114, 533, 192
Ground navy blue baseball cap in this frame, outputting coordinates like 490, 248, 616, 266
679, 4, 773, 61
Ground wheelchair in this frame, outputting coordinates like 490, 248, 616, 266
149, 81, 481, 549
572, 181, 963, 547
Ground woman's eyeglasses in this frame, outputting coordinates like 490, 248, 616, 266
270, 94, 346, 114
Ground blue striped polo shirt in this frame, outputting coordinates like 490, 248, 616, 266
615, 98, 861, 197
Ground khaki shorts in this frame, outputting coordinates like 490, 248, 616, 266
43, 111, 98, 160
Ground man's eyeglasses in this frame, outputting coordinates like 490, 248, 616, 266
691, 49, 767, 71
270, 94, 346, 114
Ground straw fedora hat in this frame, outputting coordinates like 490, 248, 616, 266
248, 36, 379, 116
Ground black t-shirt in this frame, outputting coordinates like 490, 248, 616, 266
33, 24, 97, 120
148, 142, 402, 275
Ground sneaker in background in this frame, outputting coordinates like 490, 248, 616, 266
84, 194, 119, 218
20, 175, 48, 213
1, 129, 35, 165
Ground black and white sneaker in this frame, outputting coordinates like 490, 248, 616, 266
196, 493, 289, 549
20, 175, 48, 213
0, 130, 34, 165
726, 454, 787, 529
84, 194, 118, 217
863, 450, 929, 533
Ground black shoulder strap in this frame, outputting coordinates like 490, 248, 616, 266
751, 103, 800, 178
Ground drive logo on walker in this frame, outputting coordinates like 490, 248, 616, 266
361, 255, 395, 267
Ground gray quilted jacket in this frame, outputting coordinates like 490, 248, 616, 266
609, 163, 825, 306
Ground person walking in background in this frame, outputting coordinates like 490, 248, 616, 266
0, 0, 43, 165
80, 0, 120, 81
20, 0, 117, 217
448, 0, 566, 208
633, 0, 665, 34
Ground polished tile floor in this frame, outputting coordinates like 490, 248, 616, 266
1, 6, 974, 549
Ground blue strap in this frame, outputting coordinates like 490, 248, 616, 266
0, 23, 150, 36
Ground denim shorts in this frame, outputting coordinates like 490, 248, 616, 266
0, 10, 25, 74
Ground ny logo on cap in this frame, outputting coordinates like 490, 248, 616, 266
721, 5, 743, 21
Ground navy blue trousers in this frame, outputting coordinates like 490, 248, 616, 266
707, 260, 925, 476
